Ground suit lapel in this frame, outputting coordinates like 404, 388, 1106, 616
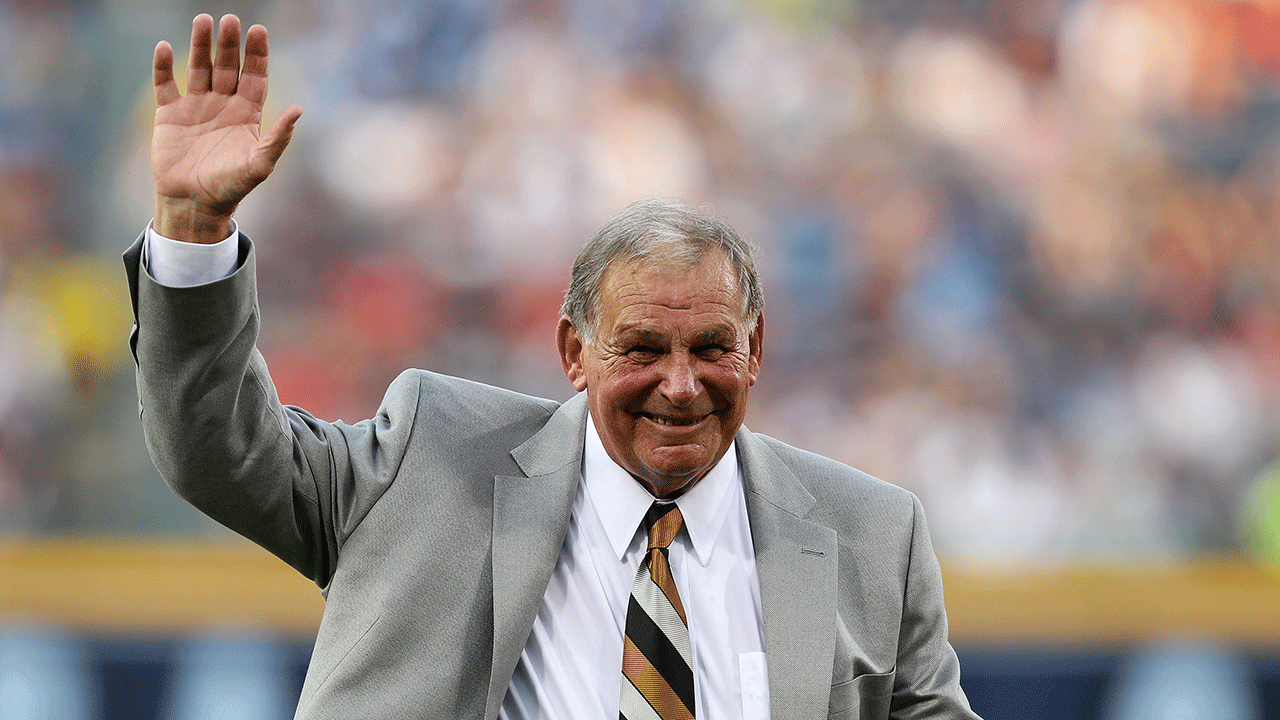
738, 430, 839, 720
484, 392, 589, 720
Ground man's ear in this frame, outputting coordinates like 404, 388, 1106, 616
557, 315, 589, 392
747, 313, 764, 386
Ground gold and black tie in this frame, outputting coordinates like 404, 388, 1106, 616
620, 502, 695, 720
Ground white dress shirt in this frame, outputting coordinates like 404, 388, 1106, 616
501, 418, 770, 720
143, 224, 772, 719
143, 222, 241, 287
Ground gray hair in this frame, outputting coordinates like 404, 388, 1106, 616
562, 198, 764, 345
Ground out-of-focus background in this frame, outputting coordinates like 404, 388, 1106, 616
3, 0, 1280, 717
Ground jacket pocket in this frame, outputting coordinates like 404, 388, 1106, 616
828, 669, 895, 720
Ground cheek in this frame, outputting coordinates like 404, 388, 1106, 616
704, 364, 753, 399
599, 363, 660, 401
593, 380, 643, 421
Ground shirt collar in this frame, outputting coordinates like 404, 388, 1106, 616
582, 412, 739, 567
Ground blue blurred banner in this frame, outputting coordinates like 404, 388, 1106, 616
3, 632, 1280, 720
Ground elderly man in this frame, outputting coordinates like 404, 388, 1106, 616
127, 13, 981, 720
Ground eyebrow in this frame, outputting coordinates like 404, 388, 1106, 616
617, 327, 664, 345
616, 326, 735, 346
689, 328, 734, 345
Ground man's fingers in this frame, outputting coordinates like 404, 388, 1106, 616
211, 14, 242, 95
237, 24, 270, 105
153, 41, 181, 106
187, 14, 214, 93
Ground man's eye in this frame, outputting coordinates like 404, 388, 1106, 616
696, 345, 727, 360
626, 347, 660, 360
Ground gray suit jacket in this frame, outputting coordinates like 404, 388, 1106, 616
125, 233, 979, 720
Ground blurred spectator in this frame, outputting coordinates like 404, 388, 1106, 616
0, 0, 1278, 564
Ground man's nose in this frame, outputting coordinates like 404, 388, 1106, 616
657, 352, 699, 405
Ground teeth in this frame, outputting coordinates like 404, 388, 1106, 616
650, 415, 696, 427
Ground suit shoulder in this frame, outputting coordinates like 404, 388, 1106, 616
751, 432, 917, 521
395, 369, 561, 430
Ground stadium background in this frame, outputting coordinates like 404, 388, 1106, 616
3, 0, 1280, 717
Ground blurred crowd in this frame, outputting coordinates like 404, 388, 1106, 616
3, 0, 1280, 563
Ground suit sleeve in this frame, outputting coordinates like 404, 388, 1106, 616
124, 231, 420, 587
891, 494, 984, 719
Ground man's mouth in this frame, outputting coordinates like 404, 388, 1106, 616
640, 413, 706, 427
640, 409, 711, 425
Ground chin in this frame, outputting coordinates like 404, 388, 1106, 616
637, 457, 713, 490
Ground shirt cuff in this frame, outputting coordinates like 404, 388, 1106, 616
143, 220, 241, 288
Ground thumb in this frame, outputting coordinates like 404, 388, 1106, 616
255, 104, 303, 171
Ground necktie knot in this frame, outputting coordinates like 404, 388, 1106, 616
644, 502, 684, 552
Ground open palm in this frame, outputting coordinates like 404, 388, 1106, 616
152, 14, 301, 241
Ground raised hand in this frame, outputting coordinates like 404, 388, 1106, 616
152, 14, 303, 243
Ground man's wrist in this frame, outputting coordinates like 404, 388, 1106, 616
153, 197, 235, 245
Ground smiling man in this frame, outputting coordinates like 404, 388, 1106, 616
126, 13, 982, 720
558, 223, 763, 501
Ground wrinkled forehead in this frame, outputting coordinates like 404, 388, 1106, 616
598, 249, 740, 305
595, 253, 747, 342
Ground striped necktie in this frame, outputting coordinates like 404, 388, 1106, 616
620, 502, 695, 720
